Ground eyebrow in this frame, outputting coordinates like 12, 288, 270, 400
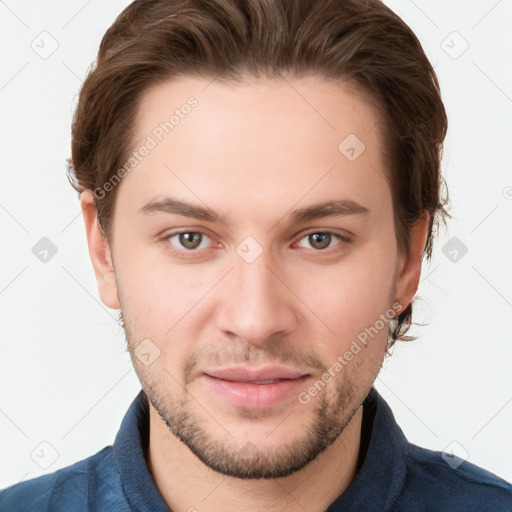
138, 196, 370, 225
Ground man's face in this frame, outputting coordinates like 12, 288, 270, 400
104, 75, 408, 478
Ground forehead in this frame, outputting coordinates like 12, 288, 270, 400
134, 74, 384, 157
118, 74, 390, 223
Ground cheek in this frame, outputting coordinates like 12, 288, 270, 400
300, 252, 397, 334
115, 247, 188, 337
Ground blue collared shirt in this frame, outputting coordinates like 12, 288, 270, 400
1, 387, 511, 511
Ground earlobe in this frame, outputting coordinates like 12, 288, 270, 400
393, 212, 430, 315
80, 190, 121, 309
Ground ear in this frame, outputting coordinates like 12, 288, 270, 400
80, 190, 121, 309
393, 212, 430, 315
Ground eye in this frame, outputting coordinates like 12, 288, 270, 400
295, 230, 348, 251
167, 231, 211, 251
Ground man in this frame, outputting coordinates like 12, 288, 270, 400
1, 0, 511, 510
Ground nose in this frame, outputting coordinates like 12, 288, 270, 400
214, 250, 298, 347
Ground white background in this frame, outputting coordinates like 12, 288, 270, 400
1, 0, 511, 490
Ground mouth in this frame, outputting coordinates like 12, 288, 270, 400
200, 366, 313, 410
230, 379, 290, 384
205, 366, 309, 381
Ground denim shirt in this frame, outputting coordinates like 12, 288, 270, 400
1, 387, 511, 511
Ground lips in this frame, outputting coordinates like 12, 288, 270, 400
200, 366, 312, 410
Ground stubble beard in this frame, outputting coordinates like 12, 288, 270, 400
120, 316, 366, 480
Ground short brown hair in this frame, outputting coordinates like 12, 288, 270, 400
67, 0, 449, 347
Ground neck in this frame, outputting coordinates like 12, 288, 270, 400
146, 404, 364, 512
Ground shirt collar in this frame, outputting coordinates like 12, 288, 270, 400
114, 387, 407, 512
113, 390, 170, 512
326, 386, 408, 511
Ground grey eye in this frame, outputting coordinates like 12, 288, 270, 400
308, 233, 332, 250
297, 232, 343, 250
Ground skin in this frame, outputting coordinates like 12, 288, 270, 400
81, 75, 428, 512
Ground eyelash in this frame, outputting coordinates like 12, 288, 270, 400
164, 229, 351, 257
